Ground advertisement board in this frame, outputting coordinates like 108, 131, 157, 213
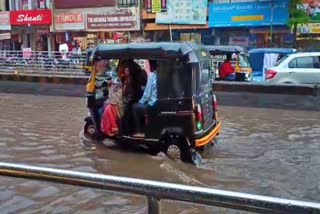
0, 12, 11, 30
299, 0, 320, 20
297, 23, 320, 35
156, 0, 207, 25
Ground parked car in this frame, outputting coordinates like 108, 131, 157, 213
265, 52, 320, 84
248, 48, 297, 82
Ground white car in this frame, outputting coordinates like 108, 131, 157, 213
265, 52, 320, 84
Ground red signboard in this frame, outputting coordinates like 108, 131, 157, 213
10, 9, 52, 25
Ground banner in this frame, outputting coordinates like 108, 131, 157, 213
209, 0, 289, 27
156, 0, 207, 25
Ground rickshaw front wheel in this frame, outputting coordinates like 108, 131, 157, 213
83, 120, 97, 140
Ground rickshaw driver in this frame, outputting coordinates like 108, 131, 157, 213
132, 60, 158, 138
219, 54, 235, 81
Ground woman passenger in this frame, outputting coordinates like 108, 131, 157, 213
101, 78, 122, 136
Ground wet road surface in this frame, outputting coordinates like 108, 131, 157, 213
0, 93, 319, 213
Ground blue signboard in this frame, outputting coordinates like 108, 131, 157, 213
208, 1, 289, 27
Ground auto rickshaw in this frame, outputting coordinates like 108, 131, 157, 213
81, 42, 221, 163
205, 45, 252, 81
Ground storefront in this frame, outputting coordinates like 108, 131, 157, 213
53, 7, 140, 51
208, 1, 290, 48
52, 11, 86, 51
9, 9, 52, 51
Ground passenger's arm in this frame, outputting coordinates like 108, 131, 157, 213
139, 75, 152, 104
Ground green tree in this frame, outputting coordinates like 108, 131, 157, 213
288, 0, 310, 28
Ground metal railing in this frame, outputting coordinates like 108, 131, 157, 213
0, 162, 319, 214
0, 50, 88, 75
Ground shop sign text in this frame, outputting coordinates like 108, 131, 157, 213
10, 9, 52, 25
86, 9, 140, 31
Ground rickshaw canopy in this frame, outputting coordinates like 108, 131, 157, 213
205, 45, 246, 54
92, 42, 211, 63
248, 48, 296, 55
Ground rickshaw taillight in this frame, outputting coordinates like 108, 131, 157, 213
213, 94, 218, 110
196, 104, 203, 121
195, 104, 203, 130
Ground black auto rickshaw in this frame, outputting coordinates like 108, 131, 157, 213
205, 45, 252, 82
81, 42, 221, 163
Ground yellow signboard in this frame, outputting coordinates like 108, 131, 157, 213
297, 23, 320, 35
152, 0, 161, 13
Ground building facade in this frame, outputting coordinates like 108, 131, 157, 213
141, 0, 293, 49
0, 0, 52, 51
52, 0, 141, 52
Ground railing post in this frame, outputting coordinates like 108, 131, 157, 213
147, 196, 160, 214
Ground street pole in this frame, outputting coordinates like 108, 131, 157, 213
270, 0, 274, 47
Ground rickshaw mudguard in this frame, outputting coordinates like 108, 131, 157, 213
195, 122, 221, 147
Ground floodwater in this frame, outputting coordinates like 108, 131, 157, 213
0, 93, 319, 213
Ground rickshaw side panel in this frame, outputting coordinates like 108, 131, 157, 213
145, 60, 195, 143
145, 99, 195, 144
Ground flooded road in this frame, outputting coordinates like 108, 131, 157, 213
0, 93, 319, 213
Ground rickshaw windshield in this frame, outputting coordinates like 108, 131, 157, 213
197, 61, 211, 94
238, 54, 250, 67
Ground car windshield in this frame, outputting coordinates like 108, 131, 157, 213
238, 54, 250, 67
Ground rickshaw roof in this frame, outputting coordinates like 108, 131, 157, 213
92, 42, 210, 62
248, 48, 297, 54
205, 45, 245, 54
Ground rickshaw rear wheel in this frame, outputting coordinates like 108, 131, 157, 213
165, 136, 192, 163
